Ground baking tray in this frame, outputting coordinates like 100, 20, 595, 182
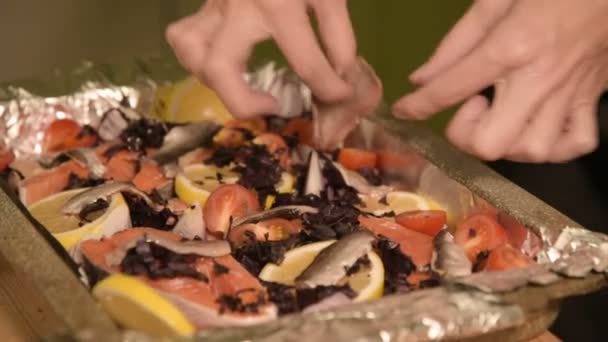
0, 58, 606, 342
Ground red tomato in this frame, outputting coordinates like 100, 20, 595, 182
454, 214, 508, 261
406, 271, 433, 289
282, 118, 313, 146
225, 117, 267, 135
253, 133, 289, 168
337, 148, 377, 171
0, 143, 15, 171
358, 215, 433, 268
395, 210, 447, 237
43, 119, 97, 153
228, 218, 302, 244
203, 184, 260, 238
484, 244, 533, 271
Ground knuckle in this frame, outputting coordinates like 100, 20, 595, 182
470, 141, 502, 161
488, 28, 544, 67
571, 134, 599, 155
165, 22, 183, 46
522, 142, 550, 163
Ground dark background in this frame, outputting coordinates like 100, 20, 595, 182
489, 93, 608, 342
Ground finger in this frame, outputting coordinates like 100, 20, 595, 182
261, 0, 353, 102
202, 21, 277, 118
393, 35, 510, 120
310, 0, 357, 72
468, 61, 572, 161
548, 68, 605, 162
504, 72, 581, 163
548, 101, 599, 163
166, 11, 222, 75
445, 95, 490, 155
411, 0, 513, 84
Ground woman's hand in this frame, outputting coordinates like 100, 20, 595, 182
166, 0, 357, 118
393, 0, 608, 163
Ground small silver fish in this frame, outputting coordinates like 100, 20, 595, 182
151, 122, 220, 165
432, 229, 472, 278
230, 205, 318, 228
61, 181, 154, 215
295, 230, 375, 288
65, 148, 106, 179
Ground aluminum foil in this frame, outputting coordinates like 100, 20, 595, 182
1, 58, 607, 341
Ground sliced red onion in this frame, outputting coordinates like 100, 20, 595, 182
173, 201, 206, 240
304, 150, 324, 196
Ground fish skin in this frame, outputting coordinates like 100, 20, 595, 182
151, 122, 220, 165
431, 229, 472, 278
295, 230, 376, 289
61, 181, 154, 215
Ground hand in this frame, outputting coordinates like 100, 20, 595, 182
166, 0, 357, 118
393, 0, 608, 163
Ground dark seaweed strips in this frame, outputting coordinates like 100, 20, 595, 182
232, 234, 302, 276
262, 281, 356, 315
356, 167, 383, 186
120, 239, 209, 282
217, 290, 266, 315
374, 237, 416, 294
64, 172, 105, 191
301, 204, 361, 241
122, 192, 176, 230
233, 144, 283, 191
120, 119, 168, 152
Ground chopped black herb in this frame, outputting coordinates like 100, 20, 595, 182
232, 234, 302, 276
419, 272, 441, 289
473, 250, 490, 272
205, 146, 239, 167
120, 119, 168, 152
78, 198, 109, 221
233, 144, 283, 192
123, 192, 176, 230
213, 259, 230, 275
120, 239, 209, 282
379, 196, 389, 205
301, 204, 361, 241
345, 254, 371, 276
217, 291, 266, 314
356, 167, 383, 186
64, 173, 105, 190
261, 281, 299, 315
375, 237, 416, 295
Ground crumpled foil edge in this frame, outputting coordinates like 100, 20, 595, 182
1, 58, 607, 341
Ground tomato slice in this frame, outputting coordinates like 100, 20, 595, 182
359, 215, 433, 268
224, 117, 268, 135
395, 210, 447, 237
337, 148, 377, 171
228, 218, 302, 244
454, 213, 508, 261
43, 119, 97, 153
282, 118, 313, 146
203, 184, 260, 238
484, 244, 533, 271
0, 143, 15, 172
253, 133, 289, 168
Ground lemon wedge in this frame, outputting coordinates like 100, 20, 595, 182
174, 164, 239, 206
28, 189, 131, 250
276, 172, 295, 194
259, 241, 385, 302
92, 274, 195, 337
359, 191, 431, 216
153, 76, 233, 124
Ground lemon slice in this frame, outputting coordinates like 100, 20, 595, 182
347, 251, 384, 302
92, 274, 195, 337
259, 241, 385, 302
276, 172, 295, 194
359, 191, 431, 216
28, 189, 131, 250
153, 76, 233, 124
174, 164, 239, 206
